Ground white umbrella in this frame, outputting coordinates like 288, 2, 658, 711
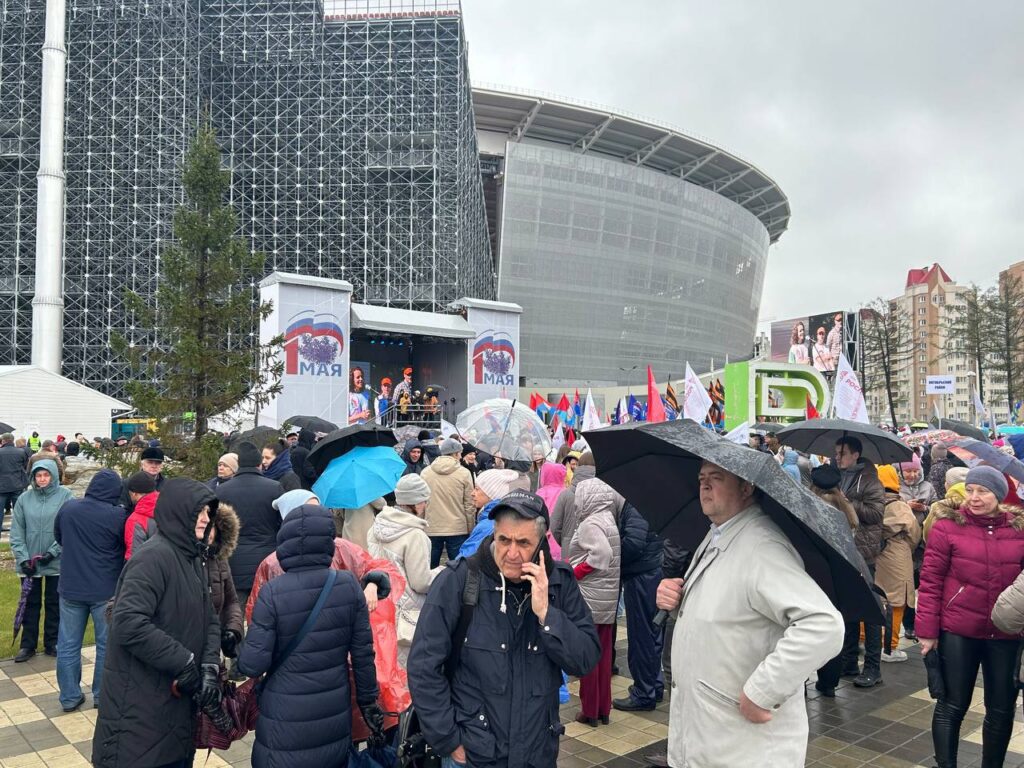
455, 398, 552, 463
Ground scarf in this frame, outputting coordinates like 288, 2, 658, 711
263, 449, 294, 481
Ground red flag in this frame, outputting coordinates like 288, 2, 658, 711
646, 366, 667, 423
550, 414, 561, 434
555, 393, 571, 413
529, 391, 542, 411
806, 394, 820, 420
566, 427, 576, 448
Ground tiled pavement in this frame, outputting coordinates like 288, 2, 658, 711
1, 633, 1024, 767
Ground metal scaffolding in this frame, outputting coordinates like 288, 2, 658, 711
0, 0, 493, 399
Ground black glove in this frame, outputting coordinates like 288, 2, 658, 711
38, 553, 55, 566
174, 656, 201, 697
20, 560, 36, 577
197, 664, 222, 709
361, 571, 391, 600
220, 629, 240, 658
361, 703, 386, 747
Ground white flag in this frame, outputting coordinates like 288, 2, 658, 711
683, 363, 713, 423
582, 388, 602, 432
549, 421, 565, 457
724, 421, 750, 445
617, 396, 631, 424
833, 354, 870, 424
440, 419, 459, 439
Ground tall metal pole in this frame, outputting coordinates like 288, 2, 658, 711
31, 0, 67, 373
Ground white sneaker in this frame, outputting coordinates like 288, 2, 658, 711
881, 650, 908, 663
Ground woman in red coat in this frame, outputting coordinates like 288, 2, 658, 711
916, 466, 1024, 768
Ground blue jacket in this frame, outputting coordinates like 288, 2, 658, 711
408, 542, 600, 768
618, 502, 663, 580
54, 469, 128, 603
239, 505, 379, 768
458, 499, 500, 559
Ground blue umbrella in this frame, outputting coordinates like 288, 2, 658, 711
313, 445, 405, 509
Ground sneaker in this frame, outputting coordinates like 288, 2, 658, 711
854, 670, 883, 688
881, 650, 908, 663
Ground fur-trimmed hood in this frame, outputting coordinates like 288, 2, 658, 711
213, 502, 240, 560
931, 502, 1024, 530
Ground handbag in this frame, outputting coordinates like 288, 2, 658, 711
194, 568, 339, 748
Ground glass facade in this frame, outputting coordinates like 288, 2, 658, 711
497, 141, 769, 386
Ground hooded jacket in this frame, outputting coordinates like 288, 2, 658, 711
567, 478, 622, 625
991, 568, 1024, 682
216, 467, 284, 591
238, 505, 380, 768
10, 458, 72, 578
840, 459, 886, 565
407, 539, 601, 768
780, 450, 802, 484
124, 492, 159, 559
401, 439, 426, 476
367, 505, 438, 653
203, 502, 243, 640
54, 469, 127, 602
916, 502, 1024, 642
535, 463, 567, 520
92, 479, 222, 768
421, 455, 476, 537
550, 464, 596, 550
873, 492, 921, 607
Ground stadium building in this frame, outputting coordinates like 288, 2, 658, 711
0, 0, 788, 399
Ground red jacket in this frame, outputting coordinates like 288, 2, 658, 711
916, 503, 1024, 641
124, 492, 158, 559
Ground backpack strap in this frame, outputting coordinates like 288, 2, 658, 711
444, 556, 481, 680
266, 568, 338, 681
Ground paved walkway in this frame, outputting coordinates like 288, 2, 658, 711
1, 633, 1023, 767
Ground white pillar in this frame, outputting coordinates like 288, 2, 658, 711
31, 0, 67, 373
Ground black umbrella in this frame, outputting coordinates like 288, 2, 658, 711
932, 417, 990, 444
283, 415, 338, 434
776, 418, 913, 465
307, 423, 398, 476
227, 426, 280, 451
0, 421, 14, 433
584, 419, 883, 624
750, 421, 786, 434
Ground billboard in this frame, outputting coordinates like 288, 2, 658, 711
462, 299, 522, 407
770, 311, 858, 376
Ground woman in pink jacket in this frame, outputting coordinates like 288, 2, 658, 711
916, 466, 1024, 768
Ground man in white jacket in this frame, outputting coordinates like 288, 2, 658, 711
656, 461, 845, 767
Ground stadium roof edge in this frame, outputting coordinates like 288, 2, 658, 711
470, 84, 790, 244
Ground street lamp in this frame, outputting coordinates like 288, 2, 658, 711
618, 365, 639, 395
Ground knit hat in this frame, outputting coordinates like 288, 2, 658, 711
140, 446, 165, 463
127, 471, 157, 495
395, 474, 431, 506
945, 467, 969, 492
876, 464, 901, 493
898, 453, 922, 473
965, 466, 1009, 501
475, 468, 519, 501
272, 489, 318, 520
236, 441, 261, 468
218, 453, 239, 474
930, 443, 947, 461
811, 464, 841, 491
439, 438, 462, 456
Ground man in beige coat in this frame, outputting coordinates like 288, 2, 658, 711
656, 461, 845, 767
421, 438, 476, 567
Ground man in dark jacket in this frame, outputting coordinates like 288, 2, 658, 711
289, 428, 319, 490
613, 502, 664, 712
835, 436, 887, 688
54, 469, 127, 712
216, 441, 284, 608
119, 445, 167, 512
239, 504, 383, 768
0, 433, 28, 528
408, 491, 601, 768
92, 479, 222, 768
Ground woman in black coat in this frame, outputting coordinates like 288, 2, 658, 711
92, 479, 222, 768
239, 504, 383, 768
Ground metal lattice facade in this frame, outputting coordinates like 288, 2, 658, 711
0, 0, 493, 398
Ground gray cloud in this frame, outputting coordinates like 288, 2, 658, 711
463, 1, 1024, 321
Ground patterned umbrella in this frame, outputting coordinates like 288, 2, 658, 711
12, 556, 42, 643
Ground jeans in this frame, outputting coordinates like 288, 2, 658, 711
429, 535, 468, 569
441, 758, 466, 768
20, 575, 60, 651
56, 598, 108, 709
932, 631, 1019, 768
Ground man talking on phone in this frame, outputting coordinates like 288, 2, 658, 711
408, 490, 600, 768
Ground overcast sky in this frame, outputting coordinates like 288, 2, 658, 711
462, 1, 1024, 324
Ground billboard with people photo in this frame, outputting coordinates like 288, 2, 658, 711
770, 311, 858, 378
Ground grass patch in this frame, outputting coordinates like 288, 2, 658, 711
0, 567, 95, 659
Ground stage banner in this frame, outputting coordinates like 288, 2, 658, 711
259, 272, 353, 429
462, 299, 522, 408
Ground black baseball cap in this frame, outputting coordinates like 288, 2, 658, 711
140, 446, 165, 462
487, 489, 550, 524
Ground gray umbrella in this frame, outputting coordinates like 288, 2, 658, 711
776, 418, 913, 465
953, 439, 1024, 484
583, 419, 883, 623
0, 421, 14, 433
932, 417, 990, 444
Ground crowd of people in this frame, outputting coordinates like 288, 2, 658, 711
1, 421, 1024, 767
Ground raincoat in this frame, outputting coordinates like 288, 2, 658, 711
11, 459, 71, 577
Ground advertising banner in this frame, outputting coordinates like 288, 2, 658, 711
770, 311, 854, 377
463, 299, 522, 407
259, 272, 353, 428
